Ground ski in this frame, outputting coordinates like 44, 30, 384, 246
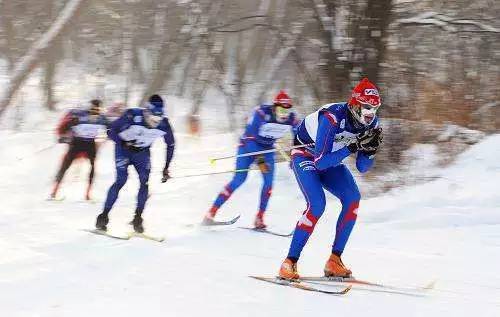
250, 276, 351, 295
239, 227, 293, 237
77, 199, 98, 204
199, 214, 241, 227
46, 195, 66, 202
128, 232, 165, 242
299, 276, 435, 295
82, 229, 130, 240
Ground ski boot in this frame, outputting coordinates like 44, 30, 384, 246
85, 186, 92, 201
324, 253, 352, 278
278, 258, 300, 280
95, 213, 109, 231
131, 214, 144, 233
201, 207, 218, 226
254, 211, 267, 229
201, 213, 215, 226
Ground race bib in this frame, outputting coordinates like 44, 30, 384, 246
118, 125, 166, 147
258, 123, 291, 139
72, 123, 105, 139
331, 131, 357, 152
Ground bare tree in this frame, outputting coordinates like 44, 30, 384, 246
0, 0, 88, 118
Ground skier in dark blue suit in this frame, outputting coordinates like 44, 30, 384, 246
95, 95, 175, 233
203, 91, 299, 229
279, 78, 383, 280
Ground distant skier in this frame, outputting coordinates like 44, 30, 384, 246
278, 78, 383, 279
203, 90, 299, 229
95, 95, 175, 233
106, 101, 126, 122
50, 99, 108, 200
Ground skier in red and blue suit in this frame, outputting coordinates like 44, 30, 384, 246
50, 99, 108, 201
279, 78, 383, 279
95, 95, 175, 233
203, 91, 300, 229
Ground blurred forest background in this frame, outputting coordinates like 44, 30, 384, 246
0, 0, 499, 189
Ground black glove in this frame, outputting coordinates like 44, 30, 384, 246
58, 135, 72, 144
161, 167, 171, 183
348, 127, 383, 154
122, 140, 144, 152
69, 115, 79, 127
255, 155, 270, 173
359, 128, 383, 156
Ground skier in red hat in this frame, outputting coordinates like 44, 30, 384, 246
203, 90, 299, 229
279, 78, 383, 279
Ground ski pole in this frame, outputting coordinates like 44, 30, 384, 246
16, 143, 57, 161
275, 142, 291, 162
171, 168, 255, 179
209, 143, 313, 164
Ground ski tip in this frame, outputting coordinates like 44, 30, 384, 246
209, 158, 216, 165
46, 196, 66, 201
423, 279, 437, 290
82, 228, 131, 240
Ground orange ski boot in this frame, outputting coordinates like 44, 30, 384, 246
324, 254, 352, 278
279, 258, 300, 280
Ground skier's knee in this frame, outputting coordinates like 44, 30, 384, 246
309, 195, 326, 217
115, 176, 128, 189
344, 188, 361, 203
297, 209, 320, 233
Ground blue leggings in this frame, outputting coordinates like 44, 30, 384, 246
103, 146, 151, 214
212, 141, 275, 214
287, 152, 361, 260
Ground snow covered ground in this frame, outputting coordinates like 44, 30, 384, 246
1, 125, 499, 316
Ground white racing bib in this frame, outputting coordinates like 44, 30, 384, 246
258, 123, 291, 139
72, 123, 106, 139
331, 131, 357, 152
304, 104, 334, 141
118, 125, 166, 147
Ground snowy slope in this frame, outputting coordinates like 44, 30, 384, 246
1, 128, 499, 317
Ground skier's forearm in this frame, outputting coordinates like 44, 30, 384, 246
165, 144, 174, 169
356, 152, 374, 173
107, 127, 120, 143
244, 110, 262, 137
107, 115, 127, 143
314, 147, 351, 171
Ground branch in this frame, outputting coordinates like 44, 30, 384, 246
208, 14, 268, 31
215, 23, 272, 33
0, 0, 88, 117
395, 12, 500, 33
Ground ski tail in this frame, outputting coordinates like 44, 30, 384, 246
82, 229, 130, 240
250, 276, 351, 295
201, 214, 241, 226
239, 227, 293, 237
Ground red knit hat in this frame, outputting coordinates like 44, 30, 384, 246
273, 90, 292, 108
349, 78, 381, 108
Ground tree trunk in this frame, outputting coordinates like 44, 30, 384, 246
359, 0, 392, 83
0, 0, 88, 118
0, 0, 16, 72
